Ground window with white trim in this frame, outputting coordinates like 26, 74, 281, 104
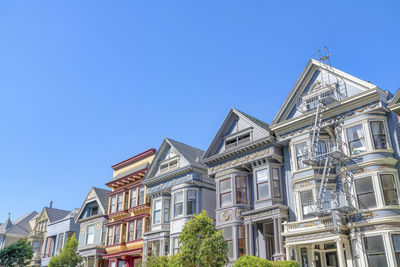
117, 194, 123, 212
346, 124, 367, 155
164, 199, 170, 223
355, 177, 376, 209
236, 176, 247, 204
114, 225, 120, 244
187, 190, 197, 215
130, 188, 137, 208
272, 168, 281, 198
392, 234, 400, 266
136, 219, 143, 239
295, 142, 307, 170
222, 227, 233, 259
370, 121, 387, 149
380, 174, 398, 205
86, 225, 94, 245
256, 169, 269, 200
138, 187, 145, 205
128, 221, 135, 241
225, 132, 251, 150
174, 192, 183, 218
363, 235, 388, 267
153, 200, 161, 224
300, 190, 314, 219
219, 178, 232, 207
110, 196, 116, 214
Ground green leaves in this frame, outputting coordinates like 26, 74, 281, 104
48, 233, 81, 267
0, 239, 34, 267
234, 255, 299, 267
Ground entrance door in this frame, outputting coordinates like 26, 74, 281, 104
325, 251, 338, 267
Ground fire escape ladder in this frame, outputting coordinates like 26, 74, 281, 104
317, 157, 332, 211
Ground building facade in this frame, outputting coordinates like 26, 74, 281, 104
104, 149, 156, 267
270, 59, 400, 267
202, 108, 288, 264
41, 209, 80, 266
27, 204, 72, 267
0, 211, 38, 249
142, 138, 216, 261
77, 187, 110, 267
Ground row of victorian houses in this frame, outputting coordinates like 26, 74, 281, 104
2, 58, 400, 267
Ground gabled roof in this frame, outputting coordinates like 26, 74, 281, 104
388, 88, 400, 112
45, 207, 71, 223
271, 58, 377, 126
76, 186, 111, 221
203, 108, 271, 160
144, 138, 206, 182
0, 211, 38, 236
0, 218, 13, 233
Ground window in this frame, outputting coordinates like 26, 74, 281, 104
86, 225, 94, 245
153, 200, 162, 224
138, 187, 145, 205
380, 174, 398, 205
118, 261, 126, 267
117, 194, 123, 212
236, 176, 247, 204
110, 196, 116, 214
272, 168, 281, 198
219, 178, 232, 207
130, 188, 137, 208
114, 225, 120, 244
346, 124, 367, 155
223, 227, 233, 259
160, 159, 179, 173
355, 177, 377, 209
295, 142, 307, 169
57, 233, 64, 251
225, 132, 251, 150
300, 190, 314, 219
370, 121, 387, 149
164, 199, 170, 223
145, 218, 150, 233
364, 236, 388, 267
174, 192, 183, 218
136, 219, 143, 239
256, 169, 269, 200
173, 237, 179, 254
128, 222, 135, 241
392, 234, 400, 266
238, 225, 246, 257
107, 227, 114, 246
187, 190, 197, 215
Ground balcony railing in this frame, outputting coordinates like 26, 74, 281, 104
301, 139, 349, 166
283, 216, 333, 234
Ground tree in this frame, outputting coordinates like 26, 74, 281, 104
48, 233, 81, 267
0, 239, 34, 267
177, 210, 228, 267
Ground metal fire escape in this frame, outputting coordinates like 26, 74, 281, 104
296, 48, 363, 233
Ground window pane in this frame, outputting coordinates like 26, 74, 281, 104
295, 142, 307, 169
364, 235, 385, 253
256, 169, 269, 183
130, 188, 137, 208
138, 187, 145, 205
154, 200, 161, 224
187, 191, 197, 215
300, 190, 314, 219
111, 197, 116, 213
220, 193, 232, 207
272, 168, 280, 197
107, 227, 113, 245
128, 222, 134, 241
355, 177, 374, 194
136, 220, 143, 239
174, 192, 183, 217
117, 194, 123, 211
220, 179, 231, 192
392, 234, 400, 251
86, 225, 94, 245
164, 199, 170, 223
257, 182, 269, 200
381, 174, 398, 205
236, 176, 247, 204
346, 124, 367, 154
355, 177, 377, 208
371, 121, 387, 149
114, 225, 120, 244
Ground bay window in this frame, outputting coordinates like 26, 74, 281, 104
153, 200, 162, 224
380, 174, 398, 205
110, 196, 116, 214
236, 176, 247, 204
128, 222, 134, 241
174, 192, 183, 218
114, 225, 120, 244
363, 235, 388, 267
272, 168, 281, 198
355, 177, 377, 209
256, 169, 269, 200
370, 121, 387, 149
346, 124, 367, 155
136, 219, 143, 239
300, 190, 314, 219
219, 178, 232, 207
295, 142, 307, 169
130, 188, 137, 208
187, 190, 197, 215
86, 225, 94, 245
138, 187, 145, 205
392, 234, 400, 266
164, 199, 170, 223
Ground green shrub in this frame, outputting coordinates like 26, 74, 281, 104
141, 254, 179, 267
234, 255, 299, 267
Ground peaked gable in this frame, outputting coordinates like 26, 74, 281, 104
144, 138, 205, 182
271, 59, 377, 126
76, 187, 110, 221
388, 88, 400, 113
203, 108, 271, 160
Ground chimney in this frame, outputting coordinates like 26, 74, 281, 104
49, 200, 53, 208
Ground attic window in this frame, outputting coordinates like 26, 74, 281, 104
225, 132, 251, 150
160, 159, 179, 173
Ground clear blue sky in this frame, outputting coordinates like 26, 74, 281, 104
0, 1, 399, 223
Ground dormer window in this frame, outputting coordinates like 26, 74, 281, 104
225, 132, 251, 150
159, 158, 179, 173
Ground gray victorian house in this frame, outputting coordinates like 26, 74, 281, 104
202, 108, 288, 264
270, 58, 400, 267
142, 138, 215, 261
76, 187, 110, 267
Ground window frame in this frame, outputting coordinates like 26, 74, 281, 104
114, 225, 121, 244
219, 178, 232, 208
391, 233, 400, 266
363, 235, 388, 267
135, 219, 143, 240
86, 225, 95, 245
153, 199, 162, 224
345, 123, 367, 155
110, 196, 116, 214
293, 141, 308, 171
173, 191, 184, 218
116, 193, 124, 212
138, 186, 145, 205
299, 189, 314, 220
127, 221, 135, 242
379, 173, 399, 206
107, 226, 114, 246
369, 120, 389, 150
130, 188, 137, 208
186, 190, 197, 215
255, 168, 270, 200
164, 198, 170, 223
354, 176, 377, 209
236, 175, 248, 204
272, 167, 281, 198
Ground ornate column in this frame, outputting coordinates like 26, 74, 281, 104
336, 237, 346, 267
249, 221, 254, 256
285, 245, 292, 261
160, 239, 165, 256
273, 217, 284, 261
233, 225, 239, 260
142, 240, 148, 262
